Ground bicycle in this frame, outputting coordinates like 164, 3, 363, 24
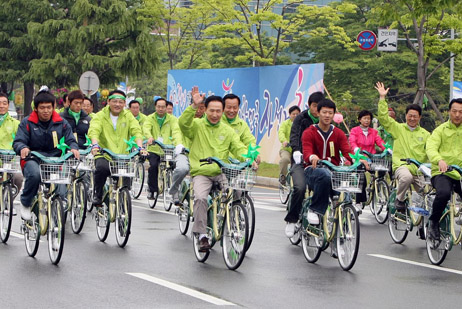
94, 149, 139, 248
301, 161, 364, 271
425, 164, 462, 265
22, 151, 74, 264
146, 140, 175, 211
387, 158, 433, 244
361, 150, 391, 224
131, 155, 146, 199
279, 165, 292, 204
192, 157, 253, 270
0, 150, 21, 243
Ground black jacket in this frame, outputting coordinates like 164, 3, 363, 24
13, 110, 78, 159
60, 108, 91, 149
289, 110, 317, 154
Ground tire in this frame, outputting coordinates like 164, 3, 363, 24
323, 200, 336, 243
115, 188, 132, 248
96, 202, 110, 242
86, 171, 94, 213
426, 213, 449, 265
24, 204, 40, 257
193, 233, 210, 263
48, 197, 65, 265
131, 162, 145, 199
373, 180, 389, 224
243, 193, 255, 251
289, 224, 302, 245
301, 229, 323, 263
148, 172, 163, 209
163, 170, 173, 211
0, 184, 13, 243
337, 204, 360, 271
177, 197, 190, 235
279, 173, 291, 204
388, 190, 409, 244
222, 202, 249, 270
70, 181, 87, 234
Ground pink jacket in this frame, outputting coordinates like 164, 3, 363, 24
349, 126, 385, 154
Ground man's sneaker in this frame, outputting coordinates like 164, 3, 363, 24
170, 191, 180, 206
279, 174, 286, 185
147, 191, 157, 200
394, 198, 406, 212
307, 210, 320, 225
285, 222, 296, 238
199, 237, 211, 252
427, 220, 440, 241
354, 203, 363, 215
18, 203, 31, 221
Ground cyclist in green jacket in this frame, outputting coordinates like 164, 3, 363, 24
88, 89, 144, 206
426, 98, 462, 241
375, 82, 430, 211
179, 87, 250, 252
129, 98, 148, 126
278, 106, 300, 184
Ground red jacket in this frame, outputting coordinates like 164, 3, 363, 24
302, 124, 352, 166
349, 126, 385, 154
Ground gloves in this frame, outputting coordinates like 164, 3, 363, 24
293, 151, 303, 164
175, 144, 184, 156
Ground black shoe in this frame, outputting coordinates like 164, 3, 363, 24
394, 198, 406, 212
428, 220, 440, 241
417, 226, 426, 240
199, 237, 211, 252
147, 191, 157, 200
279, 175, 286, 185
92, 197, 103, 207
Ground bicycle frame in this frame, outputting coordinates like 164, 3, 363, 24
440, 193, 462, 247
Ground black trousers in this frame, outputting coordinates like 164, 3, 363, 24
147, 152, 161, 193
430, 174, 462, 223
284, 163, 306, 223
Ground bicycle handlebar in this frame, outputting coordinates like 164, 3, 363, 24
400, 158, 424, 167
199, 157, 251, 170
143, 139, 175, 150
30, 151, 75, 163
447, 165, 462, 175
318, 160, 366, 172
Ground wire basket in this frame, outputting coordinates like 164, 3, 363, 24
109, 157, 136, 177
39, 163, 73, 184
78, 155, 95, 172
0, 153, 21, 173
331, 170, 364, 193
222, 166, 256, 191
370, 156, 391, 171
161, 148, 175, 162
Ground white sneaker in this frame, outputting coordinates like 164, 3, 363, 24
18, 203, 31, 221
307, 210, 320, 225
285, 223, 296, 238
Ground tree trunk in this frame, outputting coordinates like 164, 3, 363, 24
23, 81, 34, 116
425, 91, 445, 122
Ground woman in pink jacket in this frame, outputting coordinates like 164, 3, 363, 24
349, 110, 386, 208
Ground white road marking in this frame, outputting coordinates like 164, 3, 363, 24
10, 231, 44, 242
368, 254, 462, 275
253, 204, 285, 212
132, 204, 177, 216
127, 272, 236, 306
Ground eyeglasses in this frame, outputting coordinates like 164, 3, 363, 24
111, 99, 126, 105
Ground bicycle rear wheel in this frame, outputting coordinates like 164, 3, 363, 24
163, 170, 173, 211
86, 171, 94, 212
279, 173, 291, 204
289, 223, 302, 245
388, 190, 408, 244
244, 192, 255, 251
96, 202, 110, 242
373, 180, 389, 224
426, 213, 450, 265
222, 202, 249, 270
70, 181, 87, 234
177, 197, 190, 235
48, 197, 65, 265
131, 162, 145, 199
115, 188, 132, 248
337, 204, 360, 271
301, 228, 323, 263
23, 204, 40, 257
148, 172, 163, 209
193, 233, 210, 263
0, 184, 13, 243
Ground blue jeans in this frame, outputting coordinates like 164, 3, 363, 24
21, 160, 66, 207
304, 167, 332, 215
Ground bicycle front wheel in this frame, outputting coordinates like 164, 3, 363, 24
387, 190, 408, 244
279, 173, 291, 204
86, 171, 94, 212
48, 197, 65, 265
243, 193, 255, 251
96, 202, 110, 242
115, 188, 132, 248
0, 184, 13, 243
426, 213, 450, 265
70, 181, 87, 234
163, 170, 173, 211
24, 203, 40, 257
301, 229, 323, 263
222, 202, 249, 270
177, 196, 190, 235
131, 162, 145, 199
193, 234, 210, 263
373, 180, 389, 224
337, 204, 360, 271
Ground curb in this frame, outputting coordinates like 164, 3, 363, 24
256, 176, 279, 188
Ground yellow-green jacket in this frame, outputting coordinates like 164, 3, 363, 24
143, 113, 182, 155
180, 106, 247, 177
88, 106, 143, 154
378, 99, 430, 174
279, 118, 292, 152
0, 114, 20, 149
136, 112, 148, 126
221, 114, 256, 147
426, 120, 462, 180
88, 112, 96, 119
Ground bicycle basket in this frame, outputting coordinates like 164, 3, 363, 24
78, 154, 95, 171
370, 156, 391, 171
109, 157, 136, 177
222, 166, 256, 191
39, 163, 73, 184
0, 153, 21, 173
161, 148, 175, 162
331, 170, 363, 193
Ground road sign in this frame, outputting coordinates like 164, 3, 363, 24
357, 30, 377, 51
377, 29, 398, 51
79, 71, 100, 96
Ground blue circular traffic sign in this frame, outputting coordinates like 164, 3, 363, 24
357, 30, 377, 51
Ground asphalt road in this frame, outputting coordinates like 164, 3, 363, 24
1, 185, 461, 308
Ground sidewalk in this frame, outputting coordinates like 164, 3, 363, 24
255, 176, 279, 188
